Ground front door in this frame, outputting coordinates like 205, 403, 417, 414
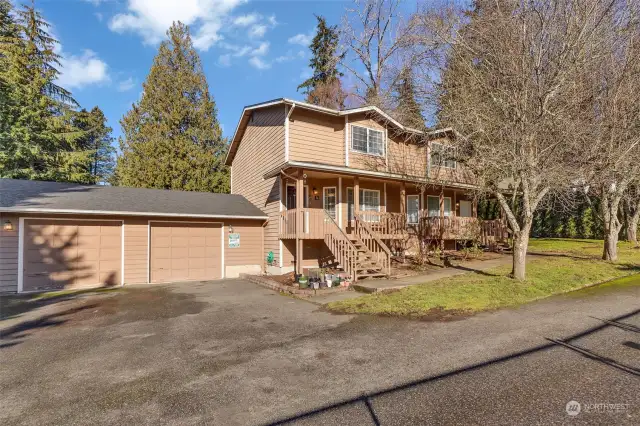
286, 185, 308, 209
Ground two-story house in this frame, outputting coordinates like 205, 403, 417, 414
227, 98, 502, 280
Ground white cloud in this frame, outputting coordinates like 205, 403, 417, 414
268, 15, 277, 26
108, 0, 246, 50
249, 56, 270, 70
274, 50, 297, 63
251, 42, 269, 56
288, 32, 313, 46
233, 13, 259, 27
57, 49, 109, 90
84, 0, 105, 5
117, 77, 136, 92
249, 24, 267, 38
95, 12, 103, 22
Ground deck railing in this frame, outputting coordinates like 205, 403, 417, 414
280, 208, 508, 245
354, 213, 392, 276
323, 211, 359, 281
355, 211, 406, 237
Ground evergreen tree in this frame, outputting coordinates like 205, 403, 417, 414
73, 107, 116, 184
297, 15, 345, 109
0, 2, 86, 181
394, 67, 425, 129
114, 22, 229, 192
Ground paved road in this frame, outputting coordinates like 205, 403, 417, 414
0, 278, 638, 425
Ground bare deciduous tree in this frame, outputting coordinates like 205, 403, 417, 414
576, 4, 640, 260
340, 0, 412, 108
427, 0, 621, 279
624, 185, 640, 247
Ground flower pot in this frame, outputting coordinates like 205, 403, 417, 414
298, 276, 309, 288
312, 281, 319, 290
326, 279, 332, 288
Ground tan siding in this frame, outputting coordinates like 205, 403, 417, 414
0, 213, 19, 293
224, 219, 263, 266
289, 108, 345, 165
231, 105, 285, 265
123, 218, 148, 284
0, 213, 264, 292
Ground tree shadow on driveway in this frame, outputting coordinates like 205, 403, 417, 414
264, 308, 640, 426
0, 304, 99, 349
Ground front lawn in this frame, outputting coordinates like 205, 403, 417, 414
327, 239, 640, 317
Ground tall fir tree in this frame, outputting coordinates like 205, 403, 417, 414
297, 15, 345, 109
113, 22, 229, 192
73, 106, 116, 184
0, 1, 89, 182
394, 67, 425, 129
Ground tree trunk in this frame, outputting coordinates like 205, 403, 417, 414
603, 226, 619, 261
511, 231, 530, 281
628, 209, 639, 248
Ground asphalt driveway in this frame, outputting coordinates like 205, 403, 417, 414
0, 278, 638, 425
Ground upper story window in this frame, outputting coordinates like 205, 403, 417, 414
351, 125, 385, 157
430, 143, 456, 169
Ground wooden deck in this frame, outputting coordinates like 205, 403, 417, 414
279, 208, 507, 244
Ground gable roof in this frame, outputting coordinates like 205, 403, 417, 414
224, 98, 453, 166
0, 179, 267, 219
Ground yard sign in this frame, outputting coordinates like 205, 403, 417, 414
228, 233, 240, 248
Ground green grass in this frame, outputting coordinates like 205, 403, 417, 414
327, 239, 640, 317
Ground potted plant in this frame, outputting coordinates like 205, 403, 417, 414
298, 275, 309, 288
325, 273, 333, 287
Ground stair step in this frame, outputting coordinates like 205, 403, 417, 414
356, 272, 388, 279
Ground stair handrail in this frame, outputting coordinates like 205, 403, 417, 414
354, 212, 392, 277
322, 209, 359, 281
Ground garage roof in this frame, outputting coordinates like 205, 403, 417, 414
0, 179, 268, 219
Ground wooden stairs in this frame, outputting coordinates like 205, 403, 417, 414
350, 237, 388, 280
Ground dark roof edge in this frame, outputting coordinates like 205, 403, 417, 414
0, 207, 268, 220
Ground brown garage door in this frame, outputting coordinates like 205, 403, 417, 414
150, 222, 222, 283
23, 219, 122, 292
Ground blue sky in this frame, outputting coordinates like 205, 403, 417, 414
31, 0, 349, 142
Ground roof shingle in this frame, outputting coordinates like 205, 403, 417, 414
0, 179, 267, 219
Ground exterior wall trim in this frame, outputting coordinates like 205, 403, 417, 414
265, 160, 479, 191
17, 217, 124, 293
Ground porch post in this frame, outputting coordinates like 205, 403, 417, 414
453, 191, 457, 217
296, 169, 304, 275
400, 181, 406, 216
439, 189, 445, 236
338, 177, 343, 228
354, 176, 360, 214
383, 182, 387, 213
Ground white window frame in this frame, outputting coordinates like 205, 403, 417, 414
426, 195, 453, 217
359, 189, 381, 213
459, 200, 473, 217
323, 186, 338, 220
430, 142, 457, 169
346, 187, 381, 221
406, 195, 419, 225
350, 124, 386, 157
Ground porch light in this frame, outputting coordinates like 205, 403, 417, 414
3, 220, 13, 231
228, 225, 234, 233
312, 187, 318, 196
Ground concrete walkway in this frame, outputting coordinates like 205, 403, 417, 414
308, 255, 513, 303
